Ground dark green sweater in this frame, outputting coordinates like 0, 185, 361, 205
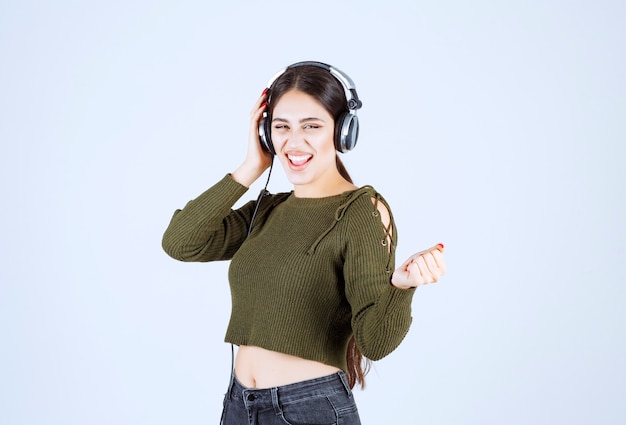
162, 175, 415, 372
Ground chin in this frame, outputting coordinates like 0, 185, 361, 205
286, 174, 312, 187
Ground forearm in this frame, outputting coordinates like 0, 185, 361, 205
351, 284, 415, 360
231, 160, 268, 188
162, 174, 250, 262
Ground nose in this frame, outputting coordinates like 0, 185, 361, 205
282, 128, 306, 149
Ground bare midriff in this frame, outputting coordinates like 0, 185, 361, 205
235, 345, 341, 389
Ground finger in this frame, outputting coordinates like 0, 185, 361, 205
415, 254, 442, 284
419, 243, 445, 272
251, 89, 269, 113
258, 88, 268, 101
412, 255, 428, 278
250, 102, 268, 127
431, 243, 445, 253
400, 243, 445, 271
251, 100, 267, 117
422, 252, 442, 282
431, 249, 446, 274
408, 259, 422, 276
402, 252, 426, 270
409, 243, 445, 261
407, 261, 424, 285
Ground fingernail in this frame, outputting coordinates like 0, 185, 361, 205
437, 243, 445, 250
261, 101, 268, 108
262, 88, 268, 95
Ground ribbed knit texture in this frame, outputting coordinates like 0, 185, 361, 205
162, 174, 416, 372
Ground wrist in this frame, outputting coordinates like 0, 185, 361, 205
232, 161, 266, 187
390, 274, 415, 290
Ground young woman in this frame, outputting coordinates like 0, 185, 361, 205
162, 62, 446, 425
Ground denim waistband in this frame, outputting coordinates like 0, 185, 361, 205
227, 371, 352, 410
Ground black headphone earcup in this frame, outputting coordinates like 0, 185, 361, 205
258, 113, 275, 155
335, 112, 359, 153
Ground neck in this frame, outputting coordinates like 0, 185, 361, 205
293, 174, 357, 198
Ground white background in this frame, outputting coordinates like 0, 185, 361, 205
1, 1, 624, 424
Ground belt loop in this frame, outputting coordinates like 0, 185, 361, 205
271, 387, 281, 415
338, 371, 353, 397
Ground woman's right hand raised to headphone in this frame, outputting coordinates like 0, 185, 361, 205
231, 89, 273, 187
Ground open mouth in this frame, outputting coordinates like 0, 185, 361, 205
287, 153, 313, 167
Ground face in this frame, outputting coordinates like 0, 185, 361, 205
270, 90, 339, 195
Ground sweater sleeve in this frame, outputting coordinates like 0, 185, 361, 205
161, 174, 253, 262
343, 192, 416, 361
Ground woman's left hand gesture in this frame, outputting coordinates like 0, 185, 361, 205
391, 244, 446, 289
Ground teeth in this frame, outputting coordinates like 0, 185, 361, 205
288, 154, 312, 164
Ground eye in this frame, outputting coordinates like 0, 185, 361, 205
304, 124, 320, 129
273, 124, 288, 130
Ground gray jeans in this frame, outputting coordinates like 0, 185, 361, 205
220, 371, 361, 425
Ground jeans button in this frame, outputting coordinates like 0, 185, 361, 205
247, 394, 255, 401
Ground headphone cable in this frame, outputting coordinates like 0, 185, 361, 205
247, 157, 274, 237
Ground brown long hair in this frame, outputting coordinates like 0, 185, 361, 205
269, 64, 371, 389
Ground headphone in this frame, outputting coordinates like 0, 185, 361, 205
258, 61, 363, 155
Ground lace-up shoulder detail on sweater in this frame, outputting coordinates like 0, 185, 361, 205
308, 187, 396, 274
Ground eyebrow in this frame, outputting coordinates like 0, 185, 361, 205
271, 117, 326, 123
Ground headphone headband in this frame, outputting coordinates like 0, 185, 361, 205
264, 61, 362, 111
